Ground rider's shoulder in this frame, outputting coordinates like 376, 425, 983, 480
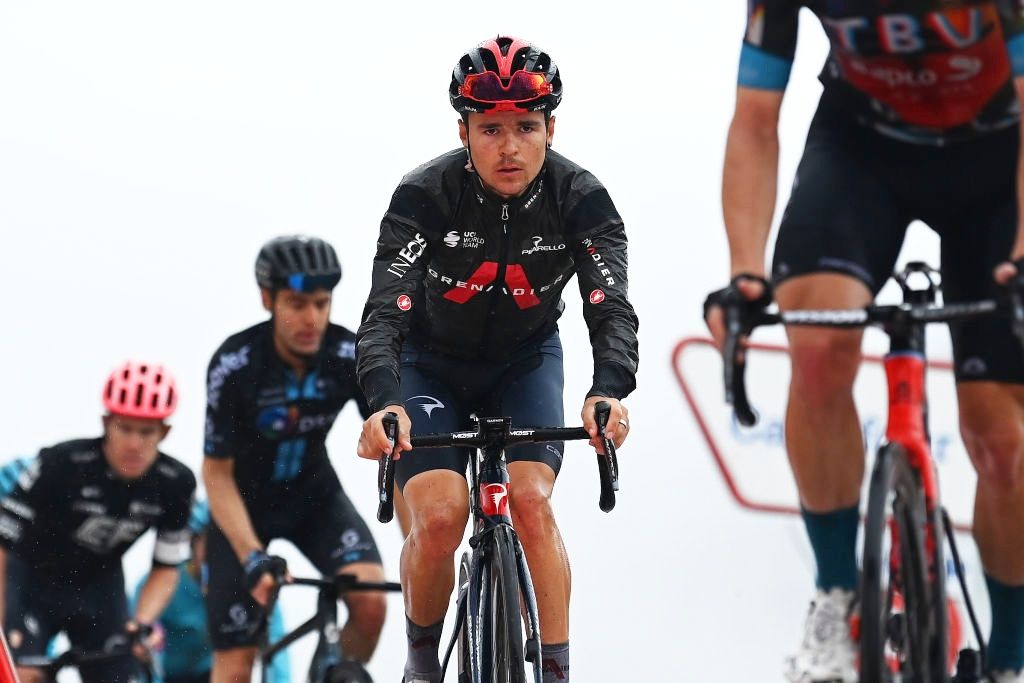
207, 322, 267, 375
323, 323, 358, 361
397, 148, 468, 191
38, 438, 103, 468
544, 150, 608, 198
387, 149, 466, 227
150, 453, 198, 494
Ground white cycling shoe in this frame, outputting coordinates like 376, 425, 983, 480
991, 670, 1024, 683
784, 588, 858, 683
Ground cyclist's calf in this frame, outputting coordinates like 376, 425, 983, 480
338, 563, 388, 662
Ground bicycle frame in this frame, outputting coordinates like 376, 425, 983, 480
259, 575, 401, 683
460, 417, 545, 680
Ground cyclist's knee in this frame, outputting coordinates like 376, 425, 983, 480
508, 483, 555, 541
15, 668, 43, 683
788, 329, 862, 396
212, 648, 257, 683
345, 591, 387, 636
960, 386, 1024, 493
964, 423, 1024, 493
411, 503, 468, 558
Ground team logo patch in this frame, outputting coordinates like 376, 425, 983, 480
397, 295, 412, 311
257, 405, 298, 438
589, 289, 606, 304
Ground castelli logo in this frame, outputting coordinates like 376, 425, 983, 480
397, 295, 412, 311
589, 289, 606, 304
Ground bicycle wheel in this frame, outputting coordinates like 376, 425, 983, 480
488, 525, 526, 683
860, 443, 947, 682
458, 551, 474, 683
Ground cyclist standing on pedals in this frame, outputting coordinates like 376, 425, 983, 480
354, 36, 639, 683
202, 235, 397, 682
705, 3, 1024, 681
0, 361, 196, 683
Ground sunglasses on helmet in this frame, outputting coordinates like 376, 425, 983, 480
459, 71, 553, 104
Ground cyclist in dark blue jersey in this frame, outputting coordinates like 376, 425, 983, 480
706, 2, 1024, 681
356, 37, 638, 683
0, 362, 195, 683
202, 235, 391, 682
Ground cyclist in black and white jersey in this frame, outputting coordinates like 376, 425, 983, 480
202, 235, 392, 682
0, 361, 195, 683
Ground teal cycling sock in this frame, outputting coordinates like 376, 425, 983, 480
405, 615, 443, 680
541, 641, 569, 682
986, 574, 1024, 672
801, 504, 860, 592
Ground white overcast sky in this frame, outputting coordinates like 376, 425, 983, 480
0, 3, 966, 681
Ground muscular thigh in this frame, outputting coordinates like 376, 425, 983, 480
397, 348, 472, 490
204, 523, 267, 650
494, 334, 565, 476
940, 197, 1024, 384
290, 485, 382, 575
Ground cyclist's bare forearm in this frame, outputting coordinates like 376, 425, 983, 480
202, 457, 264, 561
722, 87, 784, 277
134, 565, 179, 624
1012, 77, 1024, 260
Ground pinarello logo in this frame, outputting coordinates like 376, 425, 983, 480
397, 295, 412, 311
589, 289, 606, 304
480, 483, 510, 518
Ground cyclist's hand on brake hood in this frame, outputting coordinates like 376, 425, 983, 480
582, 396, 629, 453
704, 273, 773, 352
357, 405, 412, 461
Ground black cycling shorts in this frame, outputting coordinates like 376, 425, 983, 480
3, 555, 143, 683
773, 99, 1024, 384
205, 483, 382, 650
396, 331, 566, 490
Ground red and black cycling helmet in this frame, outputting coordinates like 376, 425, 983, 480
450, 36, 562, 115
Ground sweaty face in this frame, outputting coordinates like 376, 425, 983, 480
460, 110, 554, 199
266, 288, 332, 360
103, 415, 168, 479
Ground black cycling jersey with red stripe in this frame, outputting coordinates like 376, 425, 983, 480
355, 148, 640, 413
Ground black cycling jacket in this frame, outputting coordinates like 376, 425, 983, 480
357, 148, 639, 412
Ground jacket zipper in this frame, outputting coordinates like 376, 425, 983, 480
479, 202, 511, 357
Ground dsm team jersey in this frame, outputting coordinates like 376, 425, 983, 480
0, 439, 195, 580
204, 321, 371, 503
357, 148, 640, 412
740, 0, 1024, 143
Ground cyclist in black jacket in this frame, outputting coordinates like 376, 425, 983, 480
203, 235, 391, 682
0, 361, 195, 683
356, 37, 639, 683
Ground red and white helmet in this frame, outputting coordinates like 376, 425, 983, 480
450, 36, 562, 115
102, 361, 178, 421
